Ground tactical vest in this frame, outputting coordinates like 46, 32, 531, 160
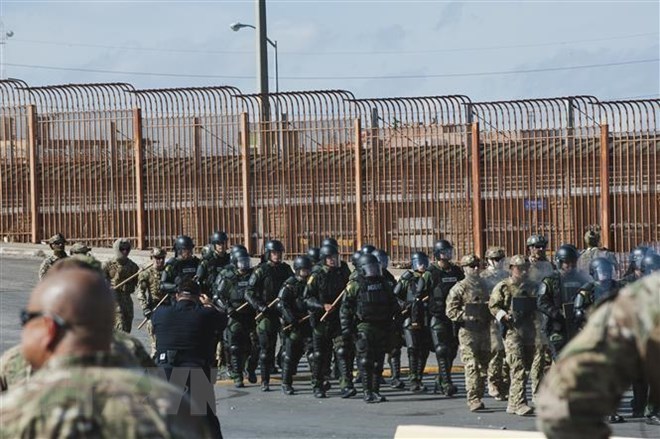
318, 266, 349, 305
356, 277, 390, 322
258, 263, 293, 303
229, 270, 252, 308
428, 264, 463, 316
168, 257, 200, 282
281, 277, 307, 320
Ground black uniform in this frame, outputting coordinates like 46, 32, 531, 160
152, 296, 227, 438
161, 256, 201, 294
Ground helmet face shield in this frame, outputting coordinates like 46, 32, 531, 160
236, 256, 251, 270
593, 265, 613, 281
437, 248, 453, 260
412, 258, 429, 272
362, 262, 382, 278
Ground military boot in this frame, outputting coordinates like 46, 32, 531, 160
435, 356, 457, 396
469, 400, 485, 412
389, 355, 405, 389
338, 355, 356, 398
372, 373, 387, 402
281, 384, 295, 395
230, 350, 244, 388
408, 351, 424, 393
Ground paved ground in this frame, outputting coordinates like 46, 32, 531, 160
1, 255, 657, 438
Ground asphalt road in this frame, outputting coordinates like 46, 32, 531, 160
0, 256, 656, 438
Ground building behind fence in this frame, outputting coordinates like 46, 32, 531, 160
1, 79, 658, 263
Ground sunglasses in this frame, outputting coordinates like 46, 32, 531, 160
20, 308, 68, 329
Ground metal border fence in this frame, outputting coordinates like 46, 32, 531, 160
1, 78, 658, 264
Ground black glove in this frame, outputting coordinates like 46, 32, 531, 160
143, 308, 153, 320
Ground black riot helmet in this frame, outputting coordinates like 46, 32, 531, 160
294, 255, 314, 272
320, 244, 339, 267
630, 246, 653, 270
351, 251, 362, 268
322, 237, 339, 249
411, 252, 430, 272
433, 240, 454, 260
307, 247, 321, 264
231, 248, 251, 270
230, 244, 247, 255
210, 231, 228, 245
371, 249, 389, 270
589, 257, 614, 282
265, 239, 285, 262
359, 254, 382, 278
175, 235, 194, 251
640, 253, 660, 276
554, 244, 579, 267
200, 244, 215, 261
360, 244, 377, 255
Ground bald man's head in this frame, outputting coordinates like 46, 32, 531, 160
22, 266, 116, 369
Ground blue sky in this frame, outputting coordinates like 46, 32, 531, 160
2, 1, 658, 101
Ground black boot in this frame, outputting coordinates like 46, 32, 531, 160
373, 372, 387, 402
435, 355, 457, 397
389, 354, 405, 389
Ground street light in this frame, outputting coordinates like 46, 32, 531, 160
0, 20, 14, 80
230, 22, 279, 97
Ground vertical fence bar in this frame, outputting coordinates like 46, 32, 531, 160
599, 123, 611, 249
133, 108, 146, 249
27, 104, 40, 243
240, 112, 252, 253
354, 117, 363, 249
470, 121, 484, 257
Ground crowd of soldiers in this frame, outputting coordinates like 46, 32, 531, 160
4, 228, 659, 436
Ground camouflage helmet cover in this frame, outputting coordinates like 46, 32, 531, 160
459, 254, 480, 267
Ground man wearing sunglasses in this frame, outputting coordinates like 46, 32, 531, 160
38, 233, 68, 279
102, 238, 140, 333
0, 263, 210, 437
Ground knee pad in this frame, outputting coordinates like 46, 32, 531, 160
435, 344, 448, 358
259, 351, 269, 362
313, 351, 323, 362
336, 346, 346, 358
358, 356, 370, 369
229, 345, 241, 355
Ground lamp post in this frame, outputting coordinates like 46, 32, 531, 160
0, 20, 14, 80
230, 22, 278, 98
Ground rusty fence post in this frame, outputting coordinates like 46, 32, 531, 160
133, 108, 146, 250
240, 112, 253, 254
470, 122, 485, 257
27, 104, 40, 243
193, 116, 202, 245
599, 124, 612, 249
354, 118, 363, 250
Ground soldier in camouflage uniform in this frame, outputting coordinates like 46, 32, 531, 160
0, 330, 155, 393
538, 244, 592, 358
537, 272, 660, 437
526, 234, 555, 284
489, 255, 542, 416
102, 238, 140, 333
38, 233, 68, 279
69, 242, 90, 256
246, 240, 293, 391
394, 252, 431, 393
480, 246, 510, 400
136, 247, 168, 354
447, 254, 493, 411
213, 248, 257, 387
340, 254, 399, 403
278, 255, 315, 395
577, 228, 618, 274
0, 263, 208, 438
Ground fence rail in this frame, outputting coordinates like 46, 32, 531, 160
1, 79, 658, 263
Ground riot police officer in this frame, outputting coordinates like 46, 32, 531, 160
340, 254, 399, 403
422, 239, 464, 395
307, 247, 321, 264
197, 232, 231, 293
161, 235, 201, 295
246, 240, 293, 391
623, 246, 656, 283
304, 244, 352, 398
152, 278, 227, 438
278, 255, 315, 395
538, 244, 591, 358
395, 251, 431, 393
213, 248, 256, 387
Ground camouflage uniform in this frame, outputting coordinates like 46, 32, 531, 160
136, 249, 167, 354
489, 259, 543, 415
102, 239, 139, 333
38, 233, 68, 279
480, 254, 510, 400
446, 256, 492, 411
537, 272, 660, 438
0, 331, 155, 393
577, 229, 618, 274
0, 353, 210, 438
